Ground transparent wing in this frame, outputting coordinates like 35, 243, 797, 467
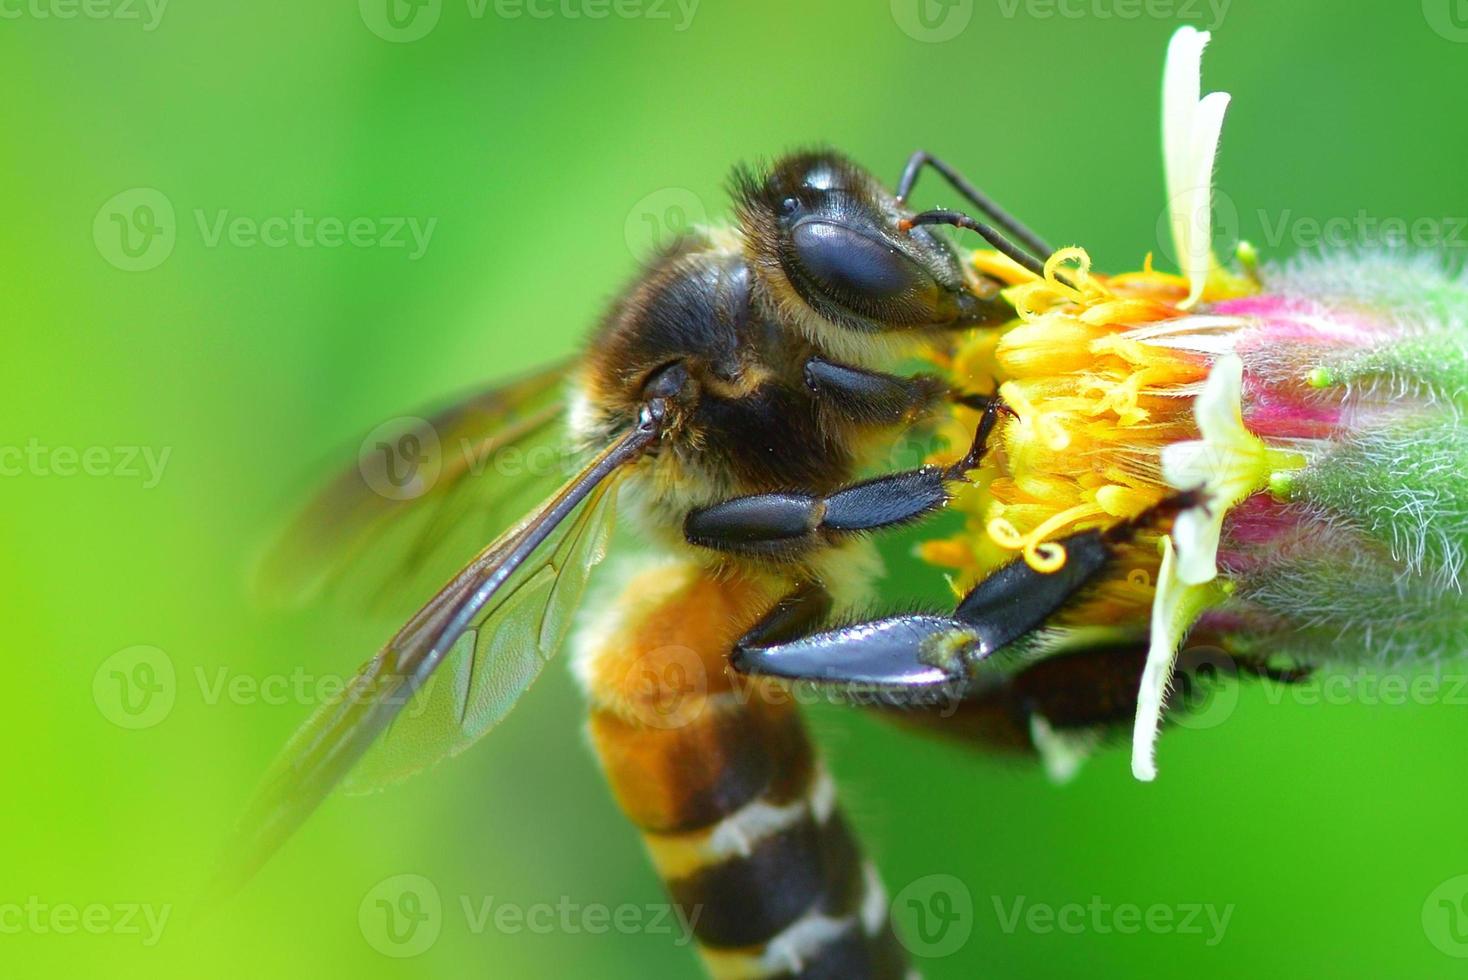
347, 474, 616, 791
217, 414, 661, 898
256, 359, 573, 614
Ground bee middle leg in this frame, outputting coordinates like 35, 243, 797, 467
682, 395, 1005, 560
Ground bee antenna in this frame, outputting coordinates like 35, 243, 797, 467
900, 209, 1075, 289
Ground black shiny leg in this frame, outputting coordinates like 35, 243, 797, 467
683, 397, 1004, 560
802, 357, 947, 427
731, 492, 1208, 703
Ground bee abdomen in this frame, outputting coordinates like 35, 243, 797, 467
575, 561, 910, 979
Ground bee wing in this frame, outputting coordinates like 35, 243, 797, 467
256, 359, 573, 614
219, 415, 660, 897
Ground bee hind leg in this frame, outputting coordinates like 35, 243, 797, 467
732, 493, 1207, 706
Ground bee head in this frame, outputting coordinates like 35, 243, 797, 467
733, 150, 1012, 340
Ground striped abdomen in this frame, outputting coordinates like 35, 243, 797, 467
575, 561, 910, 979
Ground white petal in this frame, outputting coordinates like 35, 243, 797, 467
1171, 507, 1221, 585
1160, 354, 1249, 586
1160, 440, 1215, 487
1163, 27, 1209, 213
1132, 537, 1184, 781
1193, 351, 1244, 440
1131, 537, 1214, 781
1161, 27, 1231, 310
1179, 91, 1230, 308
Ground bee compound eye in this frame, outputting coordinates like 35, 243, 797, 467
789, 219, 927, 304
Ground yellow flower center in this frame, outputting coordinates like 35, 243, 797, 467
922, 247, 1257, 628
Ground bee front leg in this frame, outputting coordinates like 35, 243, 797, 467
894, 149, 1055, 264
803, 356, 998, 429
803, 357, 946, 427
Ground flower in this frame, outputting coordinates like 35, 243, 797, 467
922, 28, 1468, 782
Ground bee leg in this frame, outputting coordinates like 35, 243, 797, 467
683, 397, 1004, 560
803, 357, 1003, 428
732, 493, 1205, 702
803, 357, 947, 427
737, 580, 834, 648
730, 526, 1117, 695
894, 150, 1055, 263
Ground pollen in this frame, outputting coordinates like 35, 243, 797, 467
925, 246, 1254, 625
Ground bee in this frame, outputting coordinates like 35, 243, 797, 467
226, 149, 1211, 979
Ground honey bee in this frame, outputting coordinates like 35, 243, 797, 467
226, 150, 1208, 978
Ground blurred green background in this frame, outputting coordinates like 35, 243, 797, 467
4, 1, 1468, 977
